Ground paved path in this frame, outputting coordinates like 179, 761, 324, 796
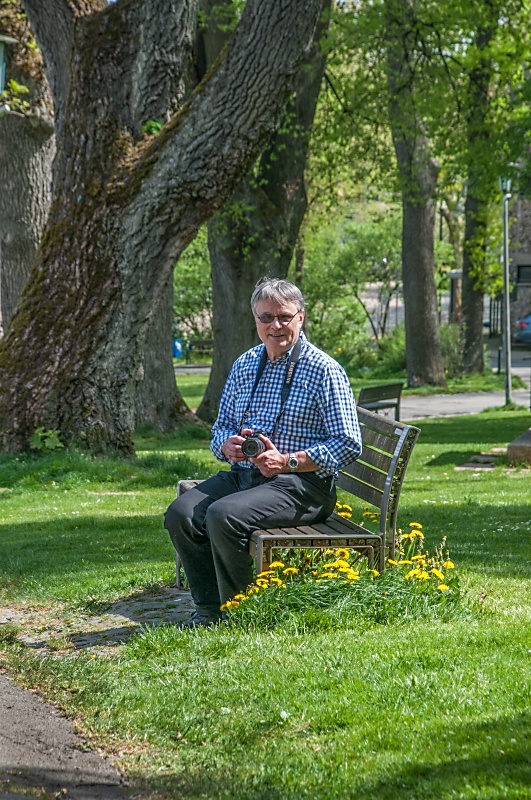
0, 673, 127, 800
401, 386, 530, 421
0, 588, 196, 800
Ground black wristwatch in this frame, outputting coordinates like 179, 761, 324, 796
288, 453, 299, 472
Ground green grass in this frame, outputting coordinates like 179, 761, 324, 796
1, 409, 530, 799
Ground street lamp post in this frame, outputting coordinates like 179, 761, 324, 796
0, 35, 18, 115
499, 177, 512, 405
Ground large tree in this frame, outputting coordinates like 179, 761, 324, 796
197, 0, 330, 422
384, 0, 446, 387
0, 0, 325, 454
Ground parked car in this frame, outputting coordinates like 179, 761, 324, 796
514, 312, 531, 344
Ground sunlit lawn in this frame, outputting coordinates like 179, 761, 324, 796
0, 410, 530, 799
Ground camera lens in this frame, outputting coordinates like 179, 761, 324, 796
241, 437, 266, 457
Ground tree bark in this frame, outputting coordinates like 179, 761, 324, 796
385, 0, 446, 387
196, 0, 331, 422
0, 0, 325, 453
0, 1, 54, 335
0, 111, 54, 335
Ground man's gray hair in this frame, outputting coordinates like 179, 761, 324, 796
250, 278, 305, 314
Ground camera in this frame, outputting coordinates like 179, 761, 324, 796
241, 430, 267, 458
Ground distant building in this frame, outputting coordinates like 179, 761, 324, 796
510, 196, 531, 323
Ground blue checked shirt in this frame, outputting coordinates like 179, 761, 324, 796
211, 332, 362, 479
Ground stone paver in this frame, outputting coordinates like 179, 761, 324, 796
1, 587, 195, 654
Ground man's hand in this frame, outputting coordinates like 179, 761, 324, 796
250, 434, 288, 477
221, 429, 253, 462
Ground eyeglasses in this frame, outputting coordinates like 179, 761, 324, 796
255, 311, 301, 325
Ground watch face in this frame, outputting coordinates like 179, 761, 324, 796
288, 455, 298, 471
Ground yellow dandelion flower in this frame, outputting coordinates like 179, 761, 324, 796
412, 530, 424, 539
283, 567, 298, 575
334, 559, 350, 569
220, 602, 230, 611
437, 584, 450, 591
368, 569, 380, 577
321, 572, 339, 579
398, 559, 413, 565
247, 586, 259, 595
325, 549, 335, 555
345, 570, 360, 580
269, 561, 285, 569
257, 570, 273, 577
229, 600, 240, 608
412, 554, 425, 561
233, 593, 246, 601
431, 568, 445, 580
417, 570, 430, 580
387, 558, 398, 565
256, 580, 268, 588
405, 568, 421, 580
400, 532, 413, 541
312, 570, 319, 576
363, 510, 373, 517
409, 522, 423, 529
338, 511, 352, 518
335, 548, 350, 558
270, 577, 283, 586
443, 560, 455, 569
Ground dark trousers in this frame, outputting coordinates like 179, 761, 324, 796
164, 467, 336, 617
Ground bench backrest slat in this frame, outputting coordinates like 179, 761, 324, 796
337, 472, 384, 508
358, 382, 403, 404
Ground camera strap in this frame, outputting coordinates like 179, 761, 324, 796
238, 336, 302, 437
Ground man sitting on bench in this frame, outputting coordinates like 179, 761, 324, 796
163, 278, 362, 628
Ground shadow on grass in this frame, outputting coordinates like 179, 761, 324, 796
0, 514, 173, 586
139, 711, 531, 799
352, 711, 531, 800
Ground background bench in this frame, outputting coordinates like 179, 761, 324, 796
185, 339, 214, 364
357, 382, 404, 421
175, 407, 420, 587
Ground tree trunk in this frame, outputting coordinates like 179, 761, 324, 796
196, 0, 330, 422
461, 23, 496, 374
0, 0, 325, 453
0, 112, 54, 335
0, 1, 54, 335
385, 0, 446, 387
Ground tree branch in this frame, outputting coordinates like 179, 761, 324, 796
122, 0, 324, 269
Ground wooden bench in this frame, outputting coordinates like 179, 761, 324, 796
357, 382, 404, 421
185, 339, 214, 364
174, 407, 420, 587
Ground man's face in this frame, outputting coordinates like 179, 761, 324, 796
254, 299, 304, 360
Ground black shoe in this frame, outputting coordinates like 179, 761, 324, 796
177, 612, 223, 629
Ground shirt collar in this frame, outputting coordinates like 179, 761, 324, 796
267, 331, 306, 366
